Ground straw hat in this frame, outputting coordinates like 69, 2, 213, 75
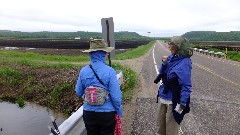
82, 39, 114, 53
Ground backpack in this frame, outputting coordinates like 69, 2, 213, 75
83, 65, 109, 105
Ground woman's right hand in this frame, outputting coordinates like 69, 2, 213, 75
162, 56, 168, 65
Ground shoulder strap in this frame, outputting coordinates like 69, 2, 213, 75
89, 65, 105, 86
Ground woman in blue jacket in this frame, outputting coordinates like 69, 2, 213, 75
154, 36, 193, 135
75, 39, 122, 135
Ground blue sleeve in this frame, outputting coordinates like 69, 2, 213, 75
108, 68, 122, 117
75, 69, 84, 97
176, 58, 192, 104
160, 64, 167, 74
160, 54, 172, 74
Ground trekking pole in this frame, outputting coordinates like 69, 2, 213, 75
50, 115, 61, 135
156, 94, 159, 103
48, 126, 59, 135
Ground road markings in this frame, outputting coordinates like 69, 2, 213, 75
179, 127, 183, 135
193, 63, 239, 86
195, 52, 240, 67
152, 45, 159, 74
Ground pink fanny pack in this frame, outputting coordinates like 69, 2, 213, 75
83, 86, 109, 105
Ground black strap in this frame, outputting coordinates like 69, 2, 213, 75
89, 65, 105, 86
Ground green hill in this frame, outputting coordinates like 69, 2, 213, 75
182, 31, 240, 41
0, 30, 148, 40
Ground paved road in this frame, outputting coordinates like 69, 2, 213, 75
131, 40, 240, 135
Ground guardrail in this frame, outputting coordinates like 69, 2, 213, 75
193, 48, 227, 58
49, 70, 123, 135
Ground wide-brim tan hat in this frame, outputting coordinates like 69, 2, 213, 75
82, 39, 114, 53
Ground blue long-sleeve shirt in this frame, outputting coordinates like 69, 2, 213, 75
75, 51, 122, 117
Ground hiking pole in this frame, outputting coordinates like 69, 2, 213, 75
156, 90, 159, 103
48, 126, 59, 135
50, 115, 61, 135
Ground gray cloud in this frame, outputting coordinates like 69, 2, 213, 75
1, 0, 240, 37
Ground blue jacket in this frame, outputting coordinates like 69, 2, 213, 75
75, 51, 122, 117
158, 54, 192, 124
159, 54, 192, 103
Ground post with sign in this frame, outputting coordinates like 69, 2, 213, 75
101, 17, 115, 67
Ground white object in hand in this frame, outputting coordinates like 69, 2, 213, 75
174, 103, 183, 114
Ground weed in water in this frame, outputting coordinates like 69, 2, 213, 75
16, 97, 25, 107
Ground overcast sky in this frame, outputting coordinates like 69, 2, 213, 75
1, 0, 240, 37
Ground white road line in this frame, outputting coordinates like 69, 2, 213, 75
179, 127, 183, 135
153, 46, 157, 65
153, 45, 159, 74
155, 65, 159, 74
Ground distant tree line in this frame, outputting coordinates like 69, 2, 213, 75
182, 31, 240, 41
3, 30, 240, 42
0, 30, 150, 41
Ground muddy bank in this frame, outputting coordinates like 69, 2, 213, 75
0, 63, 84, 116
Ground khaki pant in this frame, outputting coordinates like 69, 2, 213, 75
156, 102, 179, 135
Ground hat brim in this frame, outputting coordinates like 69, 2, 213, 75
82, 47, 114, 53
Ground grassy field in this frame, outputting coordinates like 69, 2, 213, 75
0, 41, 155, 115
0, 41, 154, 62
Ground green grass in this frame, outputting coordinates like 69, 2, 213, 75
0, 50, 89, 62
112, 63, 136, 101
0, 67, 22, 85
0, 41, 155, 62
227, 51, 240, 62
114, 41, 155, 60
26, 75, 34, 92
0, 58, 80, 69
16, 97, 25, 107
51, 81, 71, 101
0, 41, 154, 113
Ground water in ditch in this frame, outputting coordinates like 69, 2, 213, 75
0, 101, 66, 135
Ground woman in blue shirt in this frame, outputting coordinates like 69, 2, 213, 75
154, 36, 193, 135
76, 39, 122, 135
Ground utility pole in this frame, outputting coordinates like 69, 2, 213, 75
147, 32, 151, 37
